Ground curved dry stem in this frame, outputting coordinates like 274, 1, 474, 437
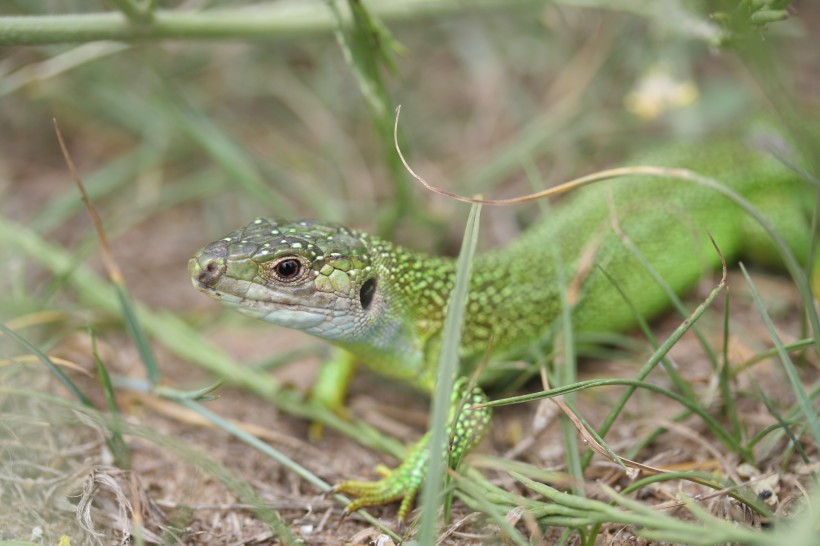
393, 105, 696, 206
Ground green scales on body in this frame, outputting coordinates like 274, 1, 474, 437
189, 129, 817, 522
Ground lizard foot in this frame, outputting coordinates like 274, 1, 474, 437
333, 379, 491, 523
334, 440, 429, 522
334, 474, 420, 523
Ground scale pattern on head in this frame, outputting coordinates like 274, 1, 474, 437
189, 218, 382, 340
230, 218, 372, 293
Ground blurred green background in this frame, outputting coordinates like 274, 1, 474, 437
3, 2, 814, 280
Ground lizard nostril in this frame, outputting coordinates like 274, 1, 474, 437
191, 240, 230, 288
191, 253, 226, 288
198, 259, 222, 286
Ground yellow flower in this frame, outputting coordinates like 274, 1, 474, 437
624, 67, 699, 120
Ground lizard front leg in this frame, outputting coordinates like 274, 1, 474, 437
333, 377, 491, 522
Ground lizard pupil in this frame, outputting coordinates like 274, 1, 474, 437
275, 259, 301, 279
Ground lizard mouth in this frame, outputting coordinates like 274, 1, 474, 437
189, 256, 329, 330
190, 276, 327, 329
190, 277, 227, 300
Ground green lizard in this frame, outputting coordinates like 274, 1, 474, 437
188, 127, 816, 521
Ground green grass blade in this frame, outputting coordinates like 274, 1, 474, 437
586, 253, 746, 460
449, 472, 530, 546
611, 224, 719, 371
157, 81, 291, 218
113, 281, 161, 385
739, 263, 820, 448
719, 290, 744, 446
171, 397, 401, 542
750, 381, 812, 466
325, 0, 412, 234
174, 397, 329, 491
53, 117, 162, 385
548, 208, 586, 496
90, 329, 132, 469
513, 472, 771, 546
689, 176, 820, 357
418, 202, 481, 543
579, 264, 704, 469
0, 322, 93, 408
620, 471, 770, 517
485, 377, 740, 453
732, 338, 815, 376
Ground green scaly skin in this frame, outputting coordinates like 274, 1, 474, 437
189, 129, 816, 521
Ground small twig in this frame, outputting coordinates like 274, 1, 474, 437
1, 354, 92, 376
54, 117, 161, 384
539, 369, 637, 477
53, 118, 124, 284
642, 471, 779, 512
393, 105, 696, 206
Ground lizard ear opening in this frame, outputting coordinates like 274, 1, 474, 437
360, 278, 377, 310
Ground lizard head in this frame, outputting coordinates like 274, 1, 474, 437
189, 218, 379, 341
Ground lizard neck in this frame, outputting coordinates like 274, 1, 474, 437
338, 231, 562, 390
332, 233, 456, 392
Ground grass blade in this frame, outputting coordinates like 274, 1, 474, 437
171, 396, 401, 542
739, 263, 820, 448
418, 202, 481, 542
449, 471, 530, 546
0, 323, 93, 407
484, 377, 739, 453
585, 236, 742, 461
54, 119, 162, 385
157, 82, 291, 218
91, 329, 132, 469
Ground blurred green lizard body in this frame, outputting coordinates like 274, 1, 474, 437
189, 128, 815, 521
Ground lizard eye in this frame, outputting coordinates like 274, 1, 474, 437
360, 278, 376, 310
273, 258, 302, 281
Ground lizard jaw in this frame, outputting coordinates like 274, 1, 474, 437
189, 257, 329, 330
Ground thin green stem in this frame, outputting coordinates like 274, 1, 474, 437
740, 263, 820, 448
0, 1, 531, 46
419, 203, 481, 542
0, 323, 93, 408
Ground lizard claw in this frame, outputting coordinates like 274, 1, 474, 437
335, 473, 421, 523
333, 439, 430, 523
